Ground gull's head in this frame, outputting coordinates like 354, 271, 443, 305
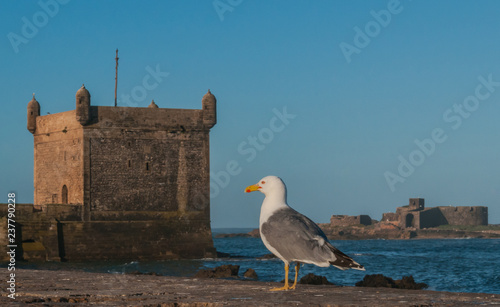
245, 175, 286, 197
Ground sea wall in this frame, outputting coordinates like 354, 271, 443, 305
58, 219, 214, 261
0, 204, 215, 262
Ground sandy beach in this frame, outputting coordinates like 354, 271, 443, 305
1, 268, 499, 306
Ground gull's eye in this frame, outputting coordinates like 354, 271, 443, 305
261, 181, 266, 184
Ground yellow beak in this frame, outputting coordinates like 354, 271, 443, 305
245, 184, 260, 193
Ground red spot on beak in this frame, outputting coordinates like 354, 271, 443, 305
246, 189, 251, 193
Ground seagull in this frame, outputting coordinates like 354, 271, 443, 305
245, 175, 365, 291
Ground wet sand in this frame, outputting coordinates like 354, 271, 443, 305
1, 268, 499, 306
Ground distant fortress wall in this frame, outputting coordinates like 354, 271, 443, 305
389, 199, 488, 229
330, 215, 372, 227
438, 206, 488, 226
417, 207, 447, 229
347, 199, 488, 230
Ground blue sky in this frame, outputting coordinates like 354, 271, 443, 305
1, 0, 499, 227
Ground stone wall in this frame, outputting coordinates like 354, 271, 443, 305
33, 111, 84, 206
0, 204, 215, 262
0, 204, 81, 261
83, 106, 211, 215
330, 215, 372, 226
390, 203, 489, 229
32, 105, 211, 214
381, 212, 398, 222
86, 132, 209, 213
409, 198, 424, 210
59, 218, 214, 261
88, 106, 205, 130
419, 207, 447, 229
438, 206, 488, 226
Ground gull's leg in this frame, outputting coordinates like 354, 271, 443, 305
290, 262, 300, 289
270, 263, 290, 291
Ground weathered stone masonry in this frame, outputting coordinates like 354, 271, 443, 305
382, 198, 488, 229
0, 86, 217, 261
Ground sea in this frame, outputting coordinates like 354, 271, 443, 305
12, 228, 500, 294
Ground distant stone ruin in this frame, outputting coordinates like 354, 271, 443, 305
330, 198, 488, 230
382, 198, 488, 229
330, 215, 372, 227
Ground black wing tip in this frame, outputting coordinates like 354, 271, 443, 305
351, 263, 366, 271
330, 258, 365, 271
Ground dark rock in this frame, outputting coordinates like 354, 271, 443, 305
356, 274, 427, 290
395, 275, 428, 290
215, 251, 246, 258
299, 273, 334, 285
257, 253, 277, 259
194, 265, 240, 278
356, 274, 396, 288
217, 251, 231, 258
243, 268, 258, 279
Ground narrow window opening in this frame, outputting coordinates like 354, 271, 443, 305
128, 160, 131, 168
62, 185, 68, 204
146, 162, 149, 171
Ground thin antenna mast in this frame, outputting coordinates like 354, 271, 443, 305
114, 49, 119, 107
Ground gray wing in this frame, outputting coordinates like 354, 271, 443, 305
261, 207, 364, 270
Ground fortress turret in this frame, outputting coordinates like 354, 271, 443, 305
202, 89, 216, 128
27, 94, 40, 134
75, 84, 91, 125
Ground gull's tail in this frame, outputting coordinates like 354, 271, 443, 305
328, 243, 365, 271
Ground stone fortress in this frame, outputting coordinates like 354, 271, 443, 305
330, 198, 488, 229
382, 198, 488, 229
1, 85, 217, 261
